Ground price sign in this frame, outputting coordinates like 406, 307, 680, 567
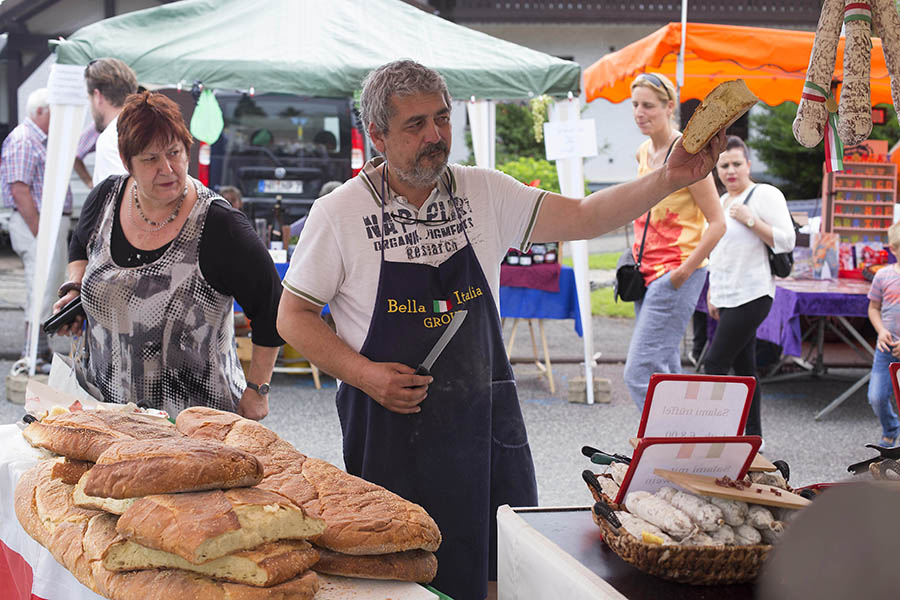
613, 436, 761, 504
637, 374, 755, 438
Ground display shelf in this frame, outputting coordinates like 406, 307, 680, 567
821, 160, 898, 243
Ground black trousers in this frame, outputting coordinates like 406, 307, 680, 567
702, 295, 774, 437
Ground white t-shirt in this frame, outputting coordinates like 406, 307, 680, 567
708, 183, 796, 308
92, 115, 127, 186
283, 158, 546, 352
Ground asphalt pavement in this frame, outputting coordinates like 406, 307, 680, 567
0, 241, 885, 507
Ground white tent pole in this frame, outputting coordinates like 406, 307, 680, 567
549, 96, 594, 404
466, 98, 496, 170
27, 64, 88, 375
676, 0, 688, 109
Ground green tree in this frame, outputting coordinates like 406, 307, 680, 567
748, 102, 823, 199
495, 102, 545, 164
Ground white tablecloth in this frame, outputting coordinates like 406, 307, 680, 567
497, 505, 626, 600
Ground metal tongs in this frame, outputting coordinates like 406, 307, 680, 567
847, 443, 900, 475
581, 445, 631, 465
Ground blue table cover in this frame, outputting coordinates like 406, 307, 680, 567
499, 265, 583, 337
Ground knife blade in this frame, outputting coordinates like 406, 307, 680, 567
414, 310, 468, 376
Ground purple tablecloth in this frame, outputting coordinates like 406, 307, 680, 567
697, 278, 871, 357
500, 262, 562, 293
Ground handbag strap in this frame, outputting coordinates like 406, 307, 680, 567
740, 184, 759, 206
635, 135, 681, 266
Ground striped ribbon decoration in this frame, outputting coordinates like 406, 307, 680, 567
844, 2, 872, 24
801, 80, 844, 172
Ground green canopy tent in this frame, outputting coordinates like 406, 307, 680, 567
42, 0, 598, 401
53, 0, 580, 100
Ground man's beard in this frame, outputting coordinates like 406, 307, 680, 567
91, 108, 104, 132
391, 142, 449, 188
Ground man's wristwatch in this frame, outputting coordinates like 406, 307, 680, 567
246, 381, 270, 395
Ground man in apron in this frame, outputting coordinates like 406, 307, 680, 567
278, 60, 725, 599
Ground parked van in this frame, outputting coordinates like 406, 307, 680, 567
164, 90, 365, 228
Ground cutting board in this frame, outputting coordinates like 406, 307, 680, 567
653, 468, 811, 509
629, 437, 777, 472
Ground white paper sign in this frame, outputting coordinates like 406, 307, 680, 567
47, 63, 90, 106
543, 119, 598, 161
638, 375, 754, 438
615, 437, 759, 502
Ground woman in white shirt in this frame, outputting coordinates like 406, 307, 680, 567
705, 136, 796, 438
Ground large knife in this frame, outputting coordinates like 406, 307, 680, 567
414, 310, 468, 376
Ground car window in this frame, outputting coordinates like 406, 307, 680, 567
220, 95, 344, 156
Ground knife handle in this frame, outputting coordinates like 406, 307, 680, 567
414, 365, 430, 377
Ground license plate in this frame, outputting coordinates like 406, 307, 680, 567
258, 179, 303, 194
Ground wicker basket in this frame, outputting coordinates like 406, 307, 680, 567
591, 509, 772, 585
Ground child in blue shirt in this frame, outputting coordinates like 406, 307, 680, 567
867, 222, 900, 446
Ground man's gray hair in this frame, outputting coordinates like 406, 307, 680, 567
359, 60, 451, 137
26, 88, 49, 119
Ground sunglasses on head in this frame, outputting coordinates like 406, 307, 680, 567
635, 73, 672, 100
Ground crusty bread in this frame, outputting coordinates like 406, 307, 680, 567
22, 410, 181, 462
314, 547, 437, 583
682, 80, 759, 153
50, 456, 93, 485
176, 407, 301, 478
176, 407, 442, 556
16, 460, 320, 599
115, 487, 325, 564
15, 461, 105, 593
82, 437, 263, 498
103, 538, 319, 587
73, 474, 137, 514
85, 513, 320, 600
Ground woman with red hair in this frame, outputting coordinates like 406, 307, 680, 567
53, 91, 282, 419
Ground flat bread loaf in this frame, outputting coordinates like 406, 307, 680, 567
115, 487, 325, 564
314, 547, 437, 583
176, 407, 442, 556
23, 410, 181, 462
103, 538, 319, 587
682, 79, 759, 153
85, 513, 320, 600
82, 437, 263, 498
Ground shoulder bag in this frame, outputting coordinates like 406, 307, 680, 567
614, 214, 649, 302
741, 185, 795, 278
614, 136, 681, 302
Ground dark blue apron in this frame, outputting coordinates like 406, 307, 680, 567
335, 170, 538, 600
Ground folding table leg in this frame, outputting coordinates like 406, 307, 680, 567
814, 372, 871, 420
538, 319, 555, 394
506, 319, 520, 360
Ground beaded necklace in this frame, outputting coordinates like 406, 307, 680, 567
130, 182, 188, 232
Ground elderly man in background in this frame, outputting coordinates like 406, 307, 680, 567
84, 57, 137, 185
1, 88, 73, 373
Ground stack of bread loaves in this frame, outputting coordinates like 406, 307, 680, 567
16, 407, 442, 599
17, 410, 323, 598
174, 407, 441, 583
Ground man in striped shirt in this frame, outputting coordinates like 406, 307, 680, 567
0, 88, 72, 370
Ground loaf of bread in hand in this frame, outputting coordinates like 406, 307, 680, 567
115, 487, 325, 564
22, 410, 181, 462
81, 437, 263, 498
682, 80, 759, 153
